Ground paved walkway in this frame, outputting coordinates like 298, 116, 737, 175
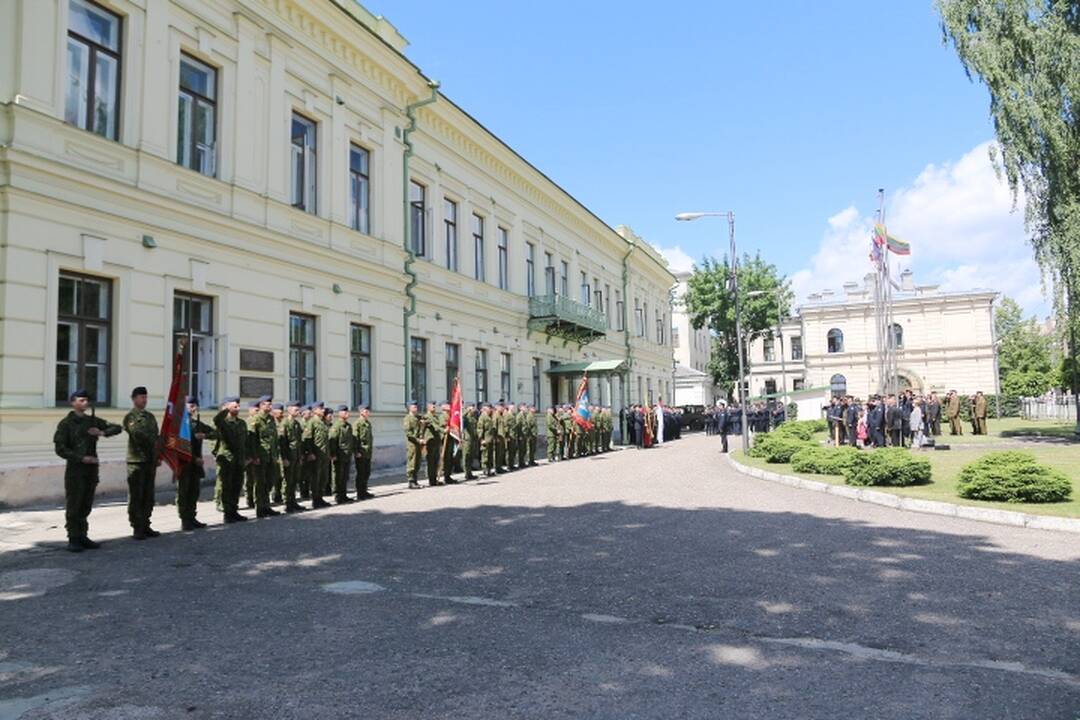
1, 434, 1077, 718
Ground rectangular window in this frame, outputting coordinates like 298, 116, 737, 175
525, 243, 536, 297
497, 227, 509, 290
593, 279, 602, 313
475, 348, 488, 404
532, 358, 541, 407
672, 326, 681, 348
472, 213, 485, 281
56, 272, 112, 405
604, 284, 612, 327
290, 113, 317, 213
634, 299, 644, 337
655, 310, 664, 344
350, 324, 372, 409
791, 336, 803, 361
65, 0, 122, 140
544, 252, 555, 296
409, 180, 426, 257
410, 337, 427, 407
177, 53, 216, 176
560, 261, 569, 297
793, 378, 805, 391
349, 144, 371, 234
289, 313, 317, 404
500, 352, 512, 402
616, 291, 625, 331
444, 198, 458, 271
173, 292, 214, 407
580, 272, 590, 305
445, 342, 460, 392
763, 336, 776, 362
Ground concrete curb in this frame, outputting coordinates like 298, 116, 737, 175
724, 454, 1080, 535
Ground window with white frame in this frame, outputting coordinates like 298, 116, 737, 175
497, 227, 509, 290
409, 180, 426, 257
177, 54, 216, 176
65, 0, 122, 140
472, 213, 485, 281
444, 199, 459, 271
57, 272, 112, 405
290, 113, 317, 213
349, 144, 371, 234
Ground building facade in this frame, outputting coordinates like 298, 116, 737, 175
671, 270, 715, 406
746, 272, 998, 403
0, 0, 675, 505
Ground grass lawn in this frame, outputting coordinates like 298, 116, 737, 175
942, 416, 1079, 443
737, 421, 1080, 519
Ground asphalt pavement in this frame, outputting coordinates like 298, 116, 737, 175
1, 434, 1077, 719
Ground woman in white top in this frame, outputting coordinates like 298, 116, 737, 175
910, 400, 925, 449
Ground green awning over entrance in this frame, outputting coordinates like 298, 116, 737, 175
545, 359, 628, 376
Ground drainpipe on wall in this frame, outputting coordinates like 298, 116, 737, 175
620, 238, 636, 442
401, 81, 440, 405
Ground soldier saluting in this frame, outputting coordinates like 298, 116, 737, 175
53, 389, 122, 552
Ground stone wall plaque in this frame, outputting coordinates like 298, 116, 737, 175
239, 376, 273, 398
240, 349, 274, 372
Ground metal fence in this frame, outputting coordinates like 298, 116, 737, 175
1020, 395, 1078, 422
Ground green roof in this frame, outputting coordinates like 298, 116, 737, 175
545, 359, 628, 376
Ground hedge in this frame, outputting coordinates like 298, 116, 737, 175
748, 432, 815, 463
773, 419, 826, 440
790, 446, 861, 476
956, 451, 1072, 503
842, 448, 932, 487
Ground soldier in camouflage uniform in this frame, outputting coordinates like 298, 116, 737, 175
298, 404, 313, 499
251, 396, 281, 518
123, 386, 160, 540
494, 403, 509, 472
243, 400, 259, 509
329, 404, 357, 504
353, 406, 375, 499
303, 402, 331, 508
562, 406, 576, 460
526, 404, 538, 466
505, 404, 519, 471
461, 404, 478, 480
477, 404, 496, 477
423, 402, 444, 486
279, 400, 306, 512
546, 407, 560, 462
178, 396, 214, 530
269, 403, 285, 504
403, 402, 423, 489
515, 403, 529, 468
53, 389, 122, 551
213, 395, 249, 523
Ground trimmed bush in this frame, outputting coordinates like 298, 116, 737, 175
773, 420, 825, 441
749, 434, 815, 463
790, 446, 860, 476
842, 448, 932, 487
956, 451, 1072, 503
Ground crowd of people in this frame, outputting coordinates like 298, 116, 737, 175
824, 389, 988, 448
619, 403, 685, 447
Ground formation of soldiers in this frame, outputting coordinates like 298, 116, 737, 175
53, 385, 629, 553
53, 388, 377, 552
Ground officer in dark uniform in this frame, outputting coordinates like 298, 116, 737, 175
53, 389, 122, 551
716, 402, 729, 453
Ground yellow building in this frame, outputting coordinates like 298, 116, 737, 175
0, 0, 675, 505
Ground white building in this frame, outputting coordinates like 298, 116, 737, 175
746, 271, 998, 403
671, 270, 715, 406
0, 0, 675, 505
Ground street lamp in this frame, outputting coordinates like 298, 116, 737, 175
747, 288, 788, 412
675, 210, 749, 453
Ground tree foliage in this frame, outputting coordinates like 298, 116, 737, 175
938, 0, 1080, 397
684, 253, 792, 395
995, 295, 1058, 395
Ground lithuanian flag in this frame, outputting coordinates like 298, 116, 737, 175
873, 223, 911, 256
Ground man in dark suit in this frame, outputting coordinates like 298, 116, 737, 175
926, 393, 942, 436
716, 403, 729, 453
885, 395, 903, 447
845, 397, 860, 446
632, 405, 645, 448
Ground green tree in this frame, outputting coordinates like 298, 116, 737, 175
684, 253, 792, 397
995, 295, 1057, 395
938, 0, 1080, 415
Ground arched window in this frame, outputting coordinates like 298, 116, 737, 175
830, 373, 847, 397
827, 328, 844, 353
892, 323, 904, 349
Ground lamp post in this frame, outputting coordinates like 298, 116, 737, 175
747, 288, 787, 412
676, 211, 749, 453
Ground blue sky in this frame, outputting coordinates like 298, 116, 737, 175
369, 1, 1045, 316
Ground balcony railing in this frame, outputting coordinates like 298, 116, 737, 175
527, 294, 607, 345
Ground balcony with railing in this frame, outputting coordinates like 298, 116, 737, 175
527, 294, 607, 345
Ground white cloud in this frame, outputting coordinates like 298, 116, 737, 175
655, 244, 696, 274
791, 141, 1049, 317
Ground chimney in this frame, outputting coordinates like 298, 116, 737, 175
901, 269, 914, 291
